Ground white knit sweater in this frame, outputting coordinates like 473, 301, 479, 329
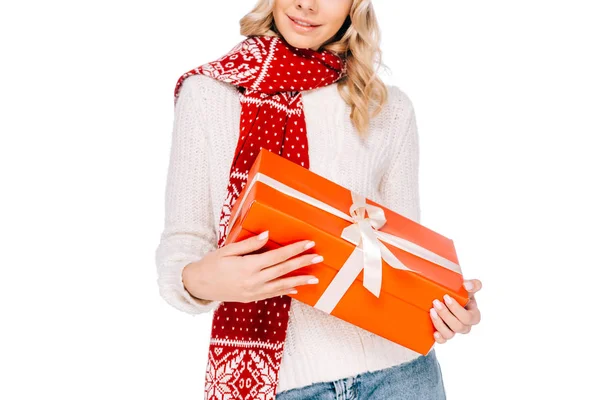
155, 73, 424, 393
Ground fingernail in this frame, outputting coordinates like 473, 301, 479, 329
434, 332, 441, 340
258, 231, 269, 240
463, 281, 474, 291
430, 308, 439, 319
311, 255, 324, 264
433, 299, 443, 310
307, 277, 319, 284
304, 241, 315, 250
443, 294, 453, 305
288, 289, 298, 294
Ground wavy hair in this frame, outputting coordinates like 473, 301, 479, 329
240, 0, 388, 135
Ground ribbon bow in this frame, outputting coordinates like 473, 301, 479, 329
339, 192, 413, 298
227, 172, 462, 314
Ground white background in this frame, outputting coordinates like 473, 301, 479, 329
1, 1, 598, 398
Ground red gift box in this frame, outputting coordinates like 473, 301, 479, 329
224, 148, 469, 354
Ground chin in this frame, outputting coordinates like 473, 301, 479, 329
279, 33, 321, 50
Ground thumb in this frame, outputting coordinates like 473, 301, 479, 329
219, 230, 270, 257
463, 278, 482, 294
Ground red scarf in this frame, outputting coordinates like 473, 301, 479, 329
174, 36, 346, 399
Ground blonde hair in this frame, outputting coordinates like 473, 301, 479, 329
240, 0, 388, 135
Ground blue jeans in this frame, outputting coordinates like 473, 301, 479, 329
276, 349, 446, 400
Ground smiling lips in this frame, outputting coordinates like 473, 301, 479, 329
287, 15, 321, 31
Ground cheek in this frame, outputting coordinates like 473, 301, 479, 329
272, 8, 287, 32
321, 18, 347, 41
273, 0, 290, 10
321, 4, 351, 37
272, 1, 288, 21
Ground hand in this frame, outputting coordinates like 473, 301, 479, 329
429, 278, 482, 344
182, 231, 323, 303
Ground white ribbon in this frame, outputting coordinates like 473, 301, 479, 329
227, 173, 462, 314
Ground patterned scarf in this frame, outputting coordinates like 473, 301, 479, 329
173, 35, 346, 399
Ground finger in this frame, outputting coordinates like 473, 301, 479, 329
261, 273, 320, 296
259, 252, 324, 282
463, 279, 482, 295
433, 299, 469, 334
260, 288, 298, 300
442, 294, 473, 327
247, 239, 316, 270
465, 298, 482, 325
251, 286, 299, 302
430, 308, 455, 340
433, 331, 447, 344
219, 230, 270, 257
465, 295, 477, 307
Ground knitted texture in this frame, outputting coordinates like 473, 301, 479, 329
156, 55, 422, 395
173, 36, 345, 400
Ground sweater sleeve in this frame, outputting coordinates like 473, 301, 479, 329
155, 76, 223, 315
378, 90, 422, 224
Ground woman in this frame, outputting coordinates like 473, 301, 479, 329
155, 0, 483, 399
